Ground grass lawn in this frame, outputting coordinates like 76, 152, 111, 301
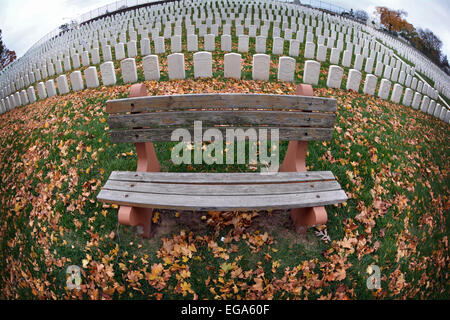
0, 76, 448, 299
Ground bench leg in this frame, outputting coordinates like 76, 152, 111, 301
280, 84, 328, 234
117, 83, 160, 238
118, 206, 153, 238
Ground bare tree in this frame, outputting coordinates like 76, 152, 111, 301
0, 29, 16, 70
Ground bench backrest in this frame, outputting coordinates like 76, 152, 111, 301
105, 93, 337, 143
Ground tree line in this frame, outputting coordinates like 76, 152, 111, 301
374, 6, 450, 75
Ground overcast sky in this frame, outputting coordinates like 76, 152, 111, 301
0, 0, 449, 59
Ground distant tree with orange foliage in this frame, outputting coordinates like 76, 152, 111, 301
375, 7, 413, 33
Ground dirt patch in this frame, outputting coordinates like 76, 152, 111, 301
147, 208, 321, 248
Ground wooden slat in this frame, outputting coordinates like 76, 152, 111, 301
108, 110, 335, 129
107, 171, 337, 184
109, 127, 333, 143
102, 179, 342, 196
97, 188, 348, 211
106, 94, 337, 113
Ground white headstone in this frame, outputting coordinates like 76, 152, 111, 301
167, 53, 185, 80
204, 34, 215, 51
115, 43, 125, 60
316, 45, 327, 62
420, 95, 430, 113
100, 61, 117, 85
121, 58, 138, 83
383, 65, 392, 79
82, 51, 91, 66
256, 36, 267, 53
20, 90, 29, 105
374, 61, 384, 77
37, 82, 47, 99
14, 92, 22, 106
127, 40, 138, 58
45, 80, 57, 97
56, 75, 70, 94
405, 74, 412, 87
438, 106, 446, 120
221, 35, 232, 51
411, 92, 422, 109
55, 61, 63, 74
27, 86, 37, 103
85, 66, 100, 88
238, 35, 249, 53
398, 71, 406, 85
140, 38, 151, 56
142, 55, 160, 81
224, 53, 242, 79
378, 79, 391, 100
427, 100, 436, 115
364, 57, 374, 74
63, 56, 72, 72
327, 65, 343, 89
391, 68, 399, 82
171, 35, 182, 53
390, 84, 403, 104
103, 45, 112, 62
289, 39, 300, 57
330, 48, 340, 65
154, 37, 165, 54
277, 56, 296, 82
353, 54, 364, 71
91, 48, 100, 64
342, 50, 352, 67
187, 34, 198, 52
433, 104, 442, 118
72, 54, 80, 69
402, 88, 413, 107
304, 42, 315, 59
272, 37, 284, 55
70, 70, 84, 92
363, 74, 377, 96
193, 51, 213, 78
303, 60, 320, 86
252, 54, 270, 81
346, 69, 362, 92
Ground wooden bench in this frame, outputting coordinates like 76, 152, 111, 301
97, 83, 347, 237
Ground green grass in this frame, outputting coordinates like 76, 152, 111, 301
0, 75, 448, 300
0, 10, 449, 300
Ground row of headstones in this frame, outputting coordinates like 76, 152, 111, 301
374, 28, 449, 102
17, 16, 368, 76
1, 0, 446, 103
1, 51, 449, 125
0, 0, 401, 95
0, 29, 431, 101
0, 25, 408, 100
7, 1, 355, 60
0, 0, 376, 89
326, 66, 446, 119
384, 30, 449, 90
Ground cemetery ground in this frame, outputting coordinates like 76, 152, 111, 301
0, 64, 449, 299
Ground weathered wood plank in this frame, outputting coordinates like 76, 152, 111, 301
109, 127, 333, 143
102, 179, 342, 196
97, 188, 348, 211
106, 94, 337, 114
107, 171, 337, 184
108, 110, 336, 129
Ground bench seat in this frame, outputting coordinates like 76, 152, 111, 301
97, 171, 348, 211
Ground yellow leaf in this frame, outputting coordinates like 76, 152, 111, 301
152, 211, 160, 223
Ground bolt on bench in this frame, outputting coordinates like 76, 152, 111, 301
97, 83, 347, 237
